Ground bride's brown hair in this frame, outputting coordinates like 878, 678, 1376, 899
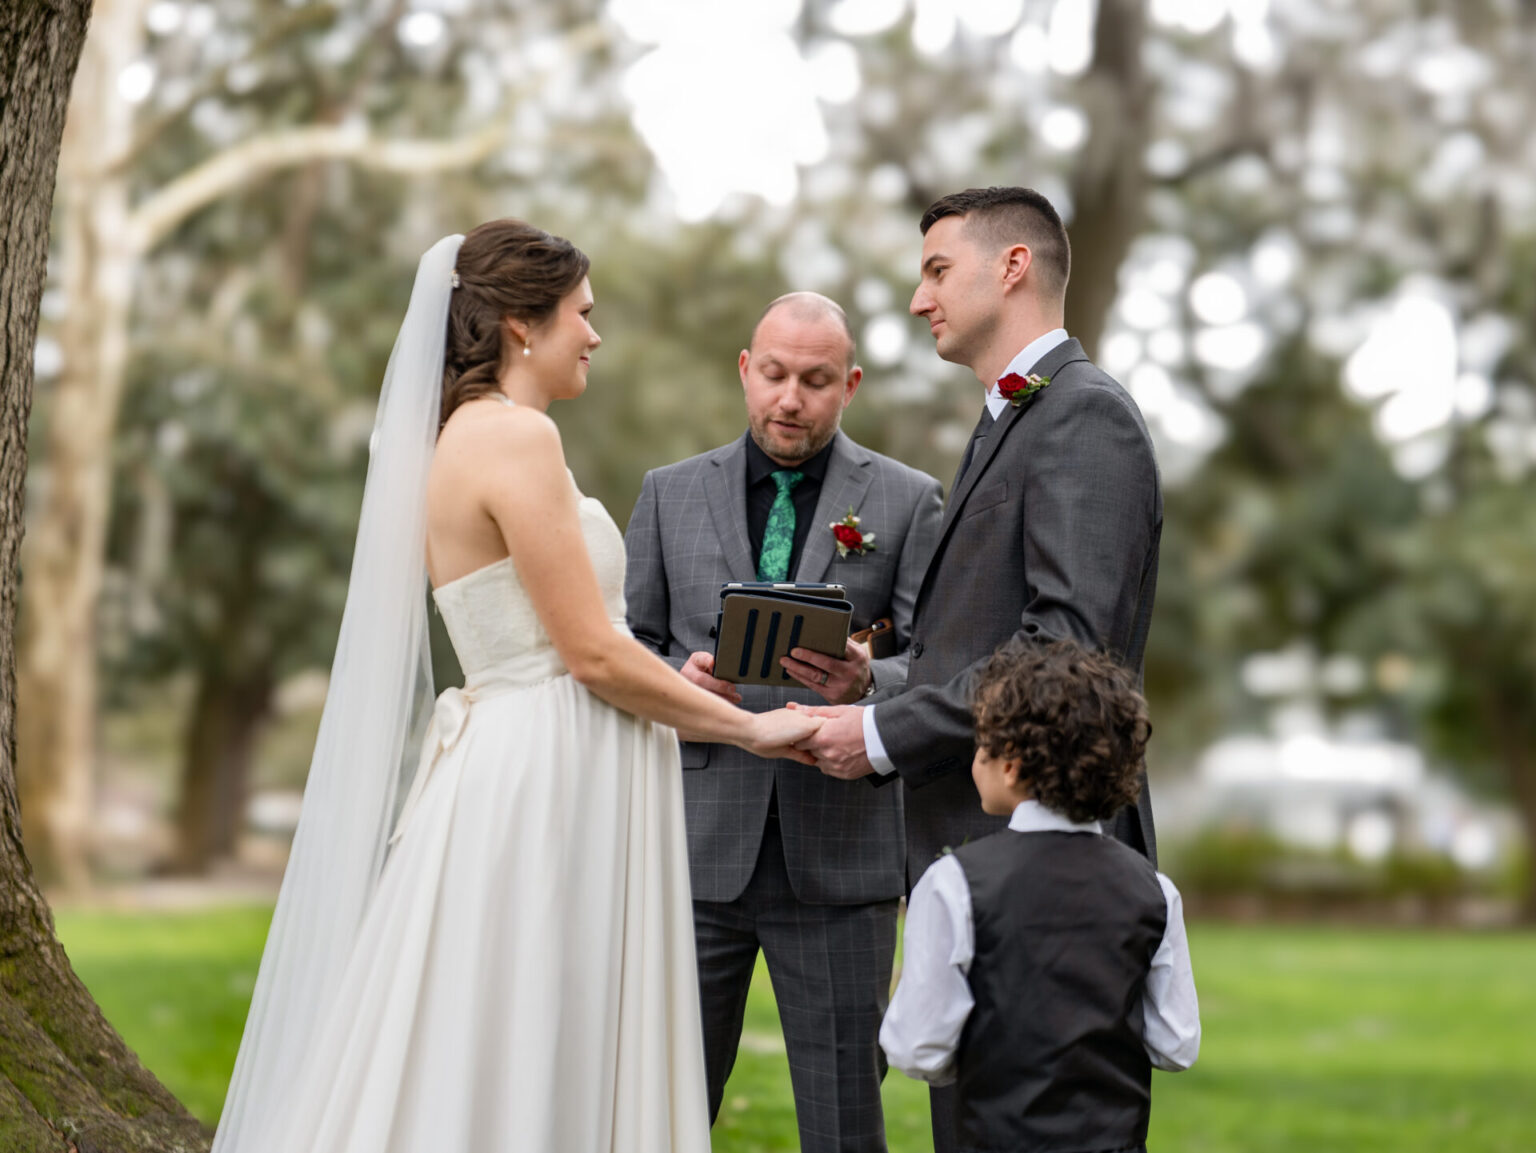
440, 219, 591, 429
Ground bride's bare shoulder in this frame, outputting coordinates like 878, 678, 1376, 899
437, 398, 563, 470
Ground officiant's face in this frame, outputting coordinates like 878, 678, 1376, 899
739, 309, 860, 466
911, 215, 1001, 369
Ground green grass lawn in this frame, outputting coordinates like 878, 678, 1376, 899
53, 910, 1536, 1151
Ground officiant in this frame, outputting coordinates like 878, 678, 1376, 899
624, 292, 942, 1152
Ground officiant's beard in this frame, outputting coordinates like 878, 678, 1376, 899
749, 412, 840, 466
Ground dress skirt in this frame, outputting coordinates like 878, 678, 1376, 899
273, 654, 712, 1153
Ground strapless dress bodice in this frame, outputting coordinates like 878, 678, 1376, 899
432, 494, 629, 677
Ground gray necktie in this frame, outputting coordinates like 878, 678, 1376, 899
953, 405, 996, 491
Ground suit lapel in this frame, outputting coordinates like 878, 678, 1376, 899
796, 432, 873, 583
938, 400, 1020, 539
704, 434, 758, 580
921, 339, 1092, 600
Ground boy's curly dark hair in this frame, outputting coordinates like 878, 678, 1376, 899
969, 640, 1150, 824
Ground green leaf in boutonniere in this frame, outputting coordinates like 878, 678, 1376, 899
996, 371, 1051, 408
830, 507, 875, 558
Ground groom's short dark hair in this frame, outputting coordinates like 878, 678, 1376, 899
920, 187, 1070, 299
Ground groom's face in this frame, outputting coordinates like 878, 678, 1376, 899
910, 215, 1001, 369
739, 311, 860, 466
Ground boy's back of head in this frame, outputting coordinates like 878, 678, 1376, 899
969, 639, 1150, 825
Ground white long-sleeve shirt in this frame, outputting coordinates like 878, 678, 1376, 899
880, 800, 1202, 1086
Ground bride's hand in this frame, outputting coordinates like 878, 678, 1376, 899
744, 707, 823, 764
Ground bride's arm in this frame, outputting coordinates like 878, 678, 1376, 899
461, 406, 818, 759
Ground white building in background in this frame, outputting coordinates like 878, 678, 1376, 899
1154, 729, 1518, 873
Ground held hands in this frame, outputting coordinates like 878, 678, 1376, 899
682, 644, 865, 765
785, 703, 875, 780
779, 641, 872, 705
746, 708, 824, 765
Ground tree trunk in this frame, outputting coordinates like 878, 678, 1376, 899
15, 0, 510, 883
1064, 0, 1151, 362
1483, 687, 1536, 923
16, 0, 147, 891
1507, 757, 1536, 923
171, 671, 271, 874
2, 2, 211, 1147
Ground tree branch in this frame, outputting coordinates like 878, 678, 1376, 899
126, 120, 509, 255
106, 3, 341, 176
1152, 136, 1271, 188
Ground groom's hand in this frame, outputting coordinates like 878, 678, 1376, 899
681, 652, 743, 705
781, 642, 872, 705
787, 703, 875, 780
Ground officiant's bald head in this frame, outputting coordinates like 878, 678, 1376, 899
739, 291, 863, 466
749, 292, 857, 371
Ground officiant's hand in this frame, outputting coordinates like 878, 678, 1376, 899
781, 641, 872, 705
745, 708, 824, 764
786, 703, 874, 779
681, 651, 743, 705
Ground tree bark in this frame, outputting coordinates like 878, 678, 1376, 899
171, 671, 271, 874
1064, 0, 1151, 362
2, 1, 210, 1147
1507, 753, 1536, 923
1481, 682, 1536, 922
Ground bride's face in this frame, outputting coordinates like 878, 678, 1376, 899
529, 278, 601, 400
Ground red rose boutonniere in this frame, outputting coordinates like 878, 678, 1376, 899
830, 508, 876, 558
997, 371, 1051, 408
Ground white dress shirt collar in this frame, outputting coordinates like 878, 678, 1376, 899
984, 328, 1070, 417
1008, 798, 1103, 836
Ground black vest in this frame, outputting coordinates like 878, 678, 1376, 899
952, 830, 1168, 1153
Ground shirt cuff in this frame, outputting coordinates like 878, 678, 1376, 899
862, 704, 897, 776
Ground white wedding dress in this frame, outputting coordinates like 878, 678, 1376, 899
269, 484, 712, 1152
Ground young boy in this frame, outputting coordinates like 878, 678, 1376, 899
881, 640, 1200, 1152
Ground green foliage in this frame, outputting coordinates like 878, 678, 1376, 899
1163, 827, 1523, 905
57, 0, 1536, 897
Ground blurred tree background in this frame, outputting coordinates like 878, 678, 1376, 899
17, 0, 1536, 921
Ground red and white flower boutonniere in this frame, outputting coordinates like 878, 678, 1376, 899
830, 508, 875, 558
997, 371, 1051, 408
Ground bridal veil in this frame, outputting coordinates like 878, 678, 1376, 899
212, 234, 464, 1153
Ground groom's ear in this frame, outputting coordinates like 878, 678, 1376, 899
842, 365, 862, 407
999, 243, 1033, 292
738, 347, 752, 387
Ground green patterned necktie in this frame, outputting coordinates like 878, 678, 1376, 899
756, 468, 805, 581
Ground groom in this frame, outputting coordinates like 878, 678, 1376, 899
624, 292, 942, 1152
795, 188, 1164, 1151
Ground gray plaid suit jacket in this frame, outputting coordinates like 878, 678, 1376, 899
870, 339, 1162, 887
625, 430, 944, 905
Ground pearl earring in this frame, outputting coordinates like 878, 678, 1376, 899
523, 344, 532, 358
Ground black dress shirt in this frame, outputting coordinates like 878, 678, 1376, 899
744, 434, 835, 580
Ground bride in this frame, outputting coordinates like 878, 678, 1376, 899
212, 220, 822, 1152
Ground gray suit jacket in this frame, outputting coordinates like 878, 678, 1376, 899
871, 339, 1162, 885
625, 430, 944, 905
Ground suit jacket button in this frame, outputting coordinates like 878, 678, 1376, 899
912, 641, 924, 659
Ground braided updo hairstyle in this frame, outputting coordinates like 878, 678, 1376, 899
440, 219, 591, 429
